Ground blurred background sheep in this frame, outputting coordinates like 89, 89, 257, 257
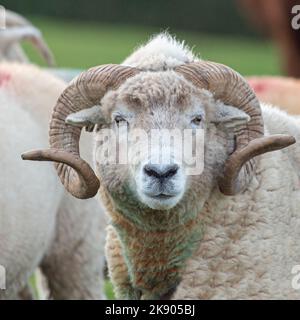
1, 0, 299, 299
0, 11, 107, 300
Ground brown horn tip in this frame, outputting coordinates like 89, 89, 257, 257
22, 148, 100, 199
22, 150, 48, 161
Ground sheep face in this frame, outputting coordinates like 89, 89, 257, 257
91, 72, 250, 212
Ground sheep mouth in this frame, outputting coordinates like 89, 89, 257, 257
139, 190, 183, 210
144, 192, 178, 201
151, 194, 175, 200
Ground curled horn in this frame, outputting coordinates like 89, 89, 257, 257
175, 62, 295, 195
4, 10, 55, 66
22, 65, 140, 199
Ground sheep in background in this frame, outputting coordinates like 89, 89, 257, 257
0, 10, 54, 66
0, 10, 107, 300
0, 63, 106, 299
247, 76, 300, 115
24, 33, 300, 299
0, 9, 83, 85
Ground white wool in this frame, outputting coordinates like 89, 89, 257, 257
0, 63, 106, 299
172, 103, 300, 299
122, 33, 199, 71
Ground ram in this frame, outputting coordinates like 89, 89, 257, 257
23, 34, 300, 299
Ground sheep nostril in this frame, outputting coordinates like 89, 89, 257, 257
143, 164, 179, 180
163, 165, 179, 179
143, 165, 157, 178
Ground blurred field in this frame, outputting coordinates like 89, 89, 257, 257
23, 17, 281, 76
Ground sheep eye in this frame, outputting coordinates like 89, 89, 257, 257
191, 116, 202, 126
114, 116, 127, 127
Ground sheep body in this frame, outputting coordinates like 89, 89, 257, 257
99, 34, 300, 299
104, 93, 300, 300
174, 106, 300, 299
0, 63, 106, 299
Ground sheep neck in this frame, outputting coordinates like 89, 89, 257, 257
110, 205, 205, 299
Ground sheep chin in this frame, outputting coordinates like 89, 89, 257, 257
137, 191, 184, 210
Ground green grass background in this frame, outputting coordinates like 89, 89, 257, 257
25, 17, 281, 299
24, 17, 281, 76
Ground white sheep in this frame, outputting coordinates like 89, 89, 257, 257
0, 63, 106, 299
23, 33, 300, 299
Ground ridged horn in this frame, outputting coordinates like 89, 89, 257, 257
175, 62, 295, 195
22, 64, 140, 199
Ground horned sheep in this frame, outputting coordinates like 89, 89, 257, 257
24, 34, 300, 299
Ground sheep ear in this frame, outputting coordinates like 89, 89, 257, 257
212, 103, 250, 130
66, 105, 105, 132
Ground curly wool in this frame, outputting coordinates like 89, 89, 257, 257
101, 34, 300, 300
105, 106, 300, 299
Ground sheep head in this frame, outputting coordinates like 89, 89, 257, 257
22, 62, 295, 207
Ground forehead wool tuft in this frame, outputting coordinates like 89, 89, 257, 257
122, 32, 200, 71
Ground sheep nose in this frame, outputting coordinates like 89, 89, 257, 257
143, 164, 179, 180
